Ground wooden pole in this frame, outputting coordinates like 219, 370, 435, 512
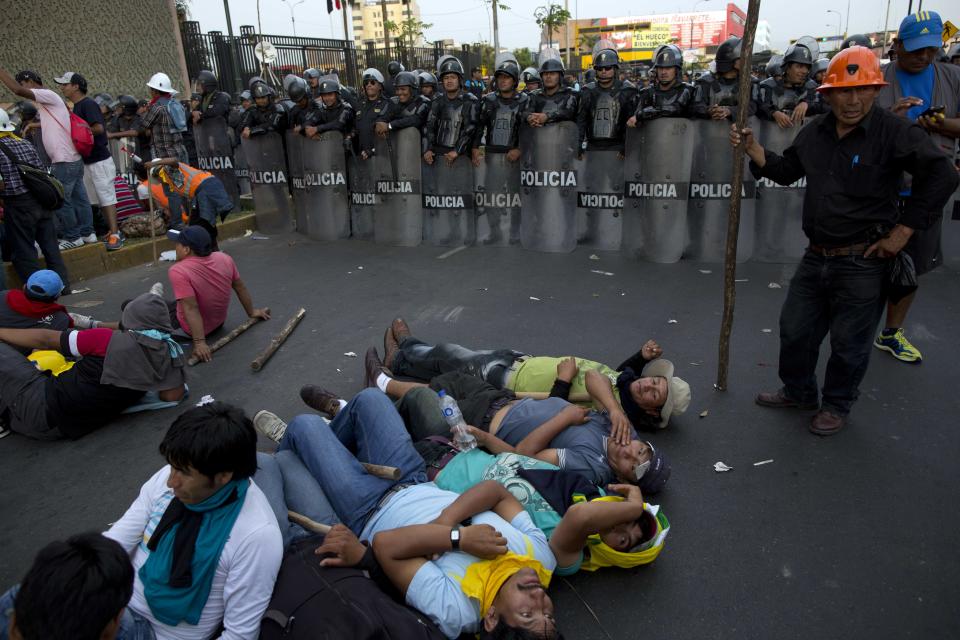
187, 311, 269, 366
716, 0, 761, 392
288, 510, 331, 534
251, 307, 305, 371
146, 172, 158, 263
361, 463, 401, 480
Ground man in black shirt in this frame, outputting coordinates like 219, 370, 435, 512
731, 47, 958, 435
354, 68, 393, 160
380, 71, 430, 136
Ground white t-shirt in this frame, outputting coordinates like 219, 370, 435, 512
361, 483, 556, 639
105, 466, 283, 640
31, 88, 80, 164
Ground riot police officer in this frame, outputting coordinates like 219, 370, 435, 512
381, 71, 430, 134
354, 68, 393, 160
230, 90, 251, 140
423, 55, 479, 166
304, 68, 323, 98
287, 76, 320, 133
418, 71, 438, 100
107, 94, 151, 161
472, 55, 527, 166
303, 76, 355, 145
576, 47, 638, 154
384, 60, 404, 98
241, 81, 287, 138
840, 34, 872, 49
811, 58, 829, 84
191, 70, 231, 125
524, 55, 579, 125
520, 67, 541, 93
692, 35, 757, 121
627, 44, 696, 125
765, 55, 783, 82
757, 42, 817, 128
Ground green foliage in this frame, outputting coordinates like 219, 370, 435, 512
513, 47, 535, 69
534, 4, 571, 47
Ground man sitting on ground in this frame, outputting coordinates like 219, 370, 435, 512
0, 292, 186, 440
0, 532, 140, 640
252, 389, 561, 639
165, 226, 270, 362
0, 270, 72, 352
380, 318, 691, 431
105, 401, 283, 640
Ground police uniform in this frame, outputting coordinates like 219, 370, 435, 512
523, 87, 579, 123
354, 95, 393, 157
475, 91, 528, 152
576, 79, 638, 151
424, 91, 479, 156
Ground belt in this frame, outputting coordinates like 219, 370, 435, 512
360, 482, 412, 531
481, 395, 515, 431
808, 243, 870, 257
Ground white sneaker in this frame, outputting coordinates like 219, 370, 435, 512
149, 282, 165, 297
0, 424, 11, 439
254, 410, 288, 443
58, 238, 83, 250
82, 233, 99, 244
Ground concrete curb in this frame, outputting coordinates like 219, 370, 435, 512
3, 213, 258, 288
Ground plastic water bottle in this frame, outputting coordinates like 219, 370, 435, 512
438, 390, 477, 451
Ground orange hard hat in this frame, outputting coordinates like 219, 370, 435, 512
817, 46, 888, 92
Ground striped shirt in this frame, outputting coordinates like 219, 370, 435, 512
0, 136, 43, 196
113, 176, 144, 220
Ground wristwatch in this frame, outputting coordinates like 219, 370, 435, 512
450, 526, 461, 551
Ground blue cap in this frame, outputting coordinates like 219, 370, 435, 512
898, 11, 943, 52
25, 270, 64, 300
167, 226, 212, 256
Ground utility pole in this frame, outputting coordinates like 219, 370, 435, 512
380, 0, 392, 56
844, 0, 850, 37
883, 0, 892, 51
492, 0, 501, 54
343, 1, 351, 40
281, 0, 305, 37
564, 0, 570, 67
222, 0, 244, 92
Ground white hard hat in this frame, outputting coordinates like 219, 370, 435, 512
0, 108, 14, 132
146, 72, 178, 95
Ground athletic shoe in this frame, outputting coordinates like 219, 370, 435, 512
149, 282, 165, 297
58, 238, 84, 250
254, 410, 288, 443
81, 233, 99, 244
873, 329, 922, 363
106, 232, 124, 251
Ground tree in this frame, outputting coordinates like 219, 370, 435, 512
577, 32, 600, 55
384, 16, 434, 68
175, 0, 191, 23
534, 4, 571, 49
513, 47, 534, 70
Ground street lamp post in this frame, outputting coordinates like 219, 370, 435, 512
281, 0, 305, 37
827, 9, 841, 41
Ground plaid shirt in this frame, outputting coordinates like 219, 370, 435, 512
142, 99, 186, 161
0, 136, 43, 196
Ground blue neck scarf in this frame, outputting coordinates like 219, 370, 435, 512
139, 477, 249, 626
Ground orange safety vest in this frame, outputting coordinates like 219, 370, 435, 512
160, 163, 214, 199
139, 179, 169, 209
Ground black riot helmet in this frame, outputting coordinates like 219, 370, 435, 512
197, 70, 218, 93
93, 93, 113, 109
418, 71, 437, 88
714, 36, 743, 73
584, 68, 596, 84
387, 61, 405, 77
238, 90, 252, 103
393, 71, 419, 89
540, 57, 565, 74
652, 44, 683, 69
841, 34, 871, 49
437, 55, 464, 79
520, 67, 541, 85
782, 43, 813, 67
317, 76, 341, 95
119, 94, 138, 114
811, 58, 829, 79
495, 58, 520, 82
251, 81, 274, 99
593, 48, 620, 70
765, 55, 783, 77
303, 68, 322, 81
287, 76, 308, 101
16, 100, 37, 121
248, 75, 266, 89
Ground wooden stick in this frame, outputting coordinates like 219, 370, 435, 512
288, 510, 331, 534
251, 307, 305, 371
361, 462, 401, 480
187, 310, 269, 366
716, 0, 762, 392
146, 172, 158, 263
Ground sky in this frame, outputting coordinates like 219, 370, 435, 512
191, 0, 933, 52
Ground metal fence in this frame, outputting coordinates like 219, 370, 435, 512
180, 21, 482, 96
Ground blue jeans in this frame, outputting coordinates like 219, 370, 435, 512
778, 251, 888, 415
50, 160, 94, 240
278, 389, 428, 535
254, 450, 340, 548
393, 337, 522, 388
0, 585, 155, 640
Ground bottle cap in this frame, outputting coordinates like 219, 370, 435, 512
438, 389, 447, 397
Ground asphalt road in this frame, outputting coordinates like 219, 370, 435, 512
1, 232, 957, 639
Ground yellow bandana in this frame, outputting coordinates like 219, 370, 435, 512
456, 539, 553, 616
0, 132, 22, 140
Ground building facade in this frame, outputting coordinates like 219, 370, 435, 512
350, 0, 423, 48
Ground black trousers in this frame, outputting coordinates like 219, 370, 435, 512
2, 191, 70, 287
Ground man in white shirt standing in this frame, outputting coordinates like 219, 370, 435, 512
0, 68, 97, 249
105, 401, 283, 640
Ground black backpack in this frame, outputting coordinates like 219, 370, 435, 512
260, 535, 446, 640
0, 139, 64, 210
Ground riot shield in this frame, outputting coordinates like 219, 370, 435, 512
753, 120, 806, 263
476, 151, 522, 246
235, 144, 252, 196
285, 130, 307, 233
576, 149, 624, 251
108, 138, 137, 187
374, 127, 423, 246
241, 133, 293, 234
519, 121, 578, 253
348, 152, 386, 241
422, 154, 475, 246
195, 117, 241, 208
301, 131, 350, 241
622, 120, 693, 263
686, 118, 756, 263
942, 189, 960, 268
